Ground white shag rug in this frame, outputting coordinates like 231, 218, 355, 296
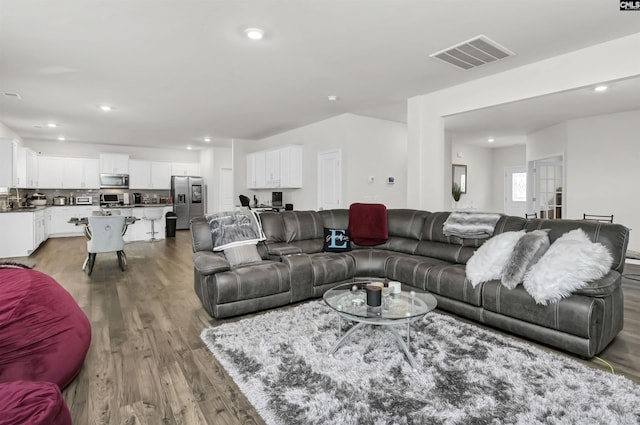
201, 301, 640, 425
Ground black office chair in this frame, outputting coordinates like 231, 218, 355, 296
525, 213, 538, 219
583, 213, 613, 223
239, 195, 251, 210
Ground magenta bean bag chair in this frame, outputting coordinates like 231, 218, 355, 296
0, 381, 71, 425
0, 265, 91, 389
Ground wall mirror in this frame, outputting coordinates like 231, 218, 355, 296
452, 164, 467, 193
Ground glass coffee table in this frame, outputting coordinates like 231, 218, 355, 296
323, 282, 437, 370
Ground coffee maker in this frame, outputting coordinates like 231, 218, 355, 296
133, 192, 142, 205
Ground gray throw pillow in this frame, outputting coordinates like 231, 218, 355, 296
501, 229, 550, 289
224, 244, 262, 266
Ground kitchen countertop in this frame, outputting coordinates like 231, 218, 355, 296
0, 204, 173, 213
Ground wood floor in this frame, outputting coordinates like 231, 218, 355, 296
21, 232, 640, 424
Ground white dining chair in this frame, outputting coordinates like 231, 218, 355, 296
86, 215, 127, 276
143, 207, 164, 242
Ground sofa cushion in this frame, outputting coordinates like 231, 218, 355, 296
348, 249, 396, 277
414, 240, 475, 264
224, 244, 262, 266
385, 254, 452, 291
212, 261, 291, 304
482, 280, 617, 339
319, 209, 350, 229
387, 209, 429, 240
423, 264, 484, 307
308, 253, 356, 287
523, 229, 613, 305
282, 211, 324, 242
501, 229, 550, 289
260, 212, 287, 243
525, 219, 628, 273
0, 268, 91, 389
0, 381, 71, 425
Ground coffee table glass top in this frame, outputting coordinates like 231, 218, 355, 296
323, 282, 437, 322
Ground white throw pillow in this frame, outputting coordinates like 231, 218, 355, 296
224, 244, 262, 266
465, 230, 526, 287
523, 229, 613, 305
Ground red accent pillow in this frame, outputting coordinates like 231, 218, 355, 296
348, 203, 388, 246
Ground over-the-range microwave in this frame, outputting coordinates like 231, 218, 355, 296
99, 173, 129, 189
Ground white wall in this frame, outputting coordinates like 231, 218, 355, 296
526, 122, 568, 161
407, 32, 640, 212
449, 141, 493, 211
242, 113, 407, 210
565, 110, 640, 252
0, 122, 22, 141
201, 146, 232, 214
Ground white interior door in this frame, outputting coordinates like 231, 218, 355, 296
504, 165, 527, 217
318, 149, 341, 211
530, 155, 564, 220
219, 168, 234, 212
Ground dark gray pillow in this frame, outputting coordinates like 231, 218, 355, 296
501, 229, 550, 289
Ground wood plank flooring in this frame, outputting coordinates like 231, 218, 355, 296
19, 232, 640, 424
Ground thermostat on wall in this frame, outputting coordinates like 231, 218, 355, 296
388, 176, 395, 184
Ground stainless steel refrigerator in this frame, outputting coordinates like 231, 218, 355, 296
171, 176, 205, 229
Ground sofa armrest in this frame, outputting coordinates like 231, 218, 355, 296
573, 270, 621, 297
192, 251, 230, 275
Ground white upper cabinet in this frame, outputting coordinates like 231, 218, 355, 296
38, 157, 65, 188
100, 153, 129, 174
13, 145, 39, 188
171, 162, 201, 177
129, 159, 152, 189
0, 139, 14, 187
246, 145, 302, 189
130, 160, 171, 189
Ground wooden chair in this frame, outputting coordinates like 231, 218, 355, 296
525, 213, 538, 219
583, 213, 613, 223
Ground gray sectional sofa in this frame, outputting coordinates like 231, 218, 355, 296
190, 209, 630, 358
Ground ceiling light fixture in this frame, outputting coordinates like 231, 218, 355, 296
328, 95, 338, 101
487, 138, 495, 143
594, 85, 608, 92
99, 105, 113, 111
204, 137, 211, 142
187, 146, 192, 150
245, 28, 264, 40
47, 123, 57, 128
57, 136, 66, 141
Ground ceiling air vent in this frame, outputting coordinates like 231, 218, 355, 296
429, 35, 514, 70
2, 91, 22, 100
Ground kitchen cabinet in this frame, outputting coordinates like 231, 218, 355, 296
49, 206, 98, 236
38, 157, 99, 189
130, 160, 171, 189
171, 162, 200, 177
0, 139, 13, 187
0, 208, 48, 258
100, 153, 129, 174
38, 157, 65, 188
14, 145, 38, 188
246, 145, 302, 189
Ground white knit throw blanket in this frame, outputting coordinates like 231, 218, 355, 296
443, 211, 502, 239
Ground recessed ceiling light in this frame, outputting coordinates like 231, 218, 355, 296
594, 85, 608, 92
187, 146, 192, 150
487, 138, 495, 143
328, 95, 338, 101
47, 123, 57, 128
57, 136, 65, 141
245, 28, 264, 40
99, 105, 113, 111
204, 137, 211, 142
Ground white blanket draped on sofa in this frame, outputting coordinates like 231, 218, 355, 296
205, 210, 265, 251
443, 211, 502, 239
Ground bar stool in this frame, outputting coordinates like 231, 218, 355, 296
143, 207, 164, 242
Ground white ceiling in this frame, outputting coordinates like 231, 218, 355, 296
1, 1, 639, 151
445, 75, 640, 148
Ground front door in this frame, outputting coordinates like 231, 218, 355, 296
504, 165, 527, 217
